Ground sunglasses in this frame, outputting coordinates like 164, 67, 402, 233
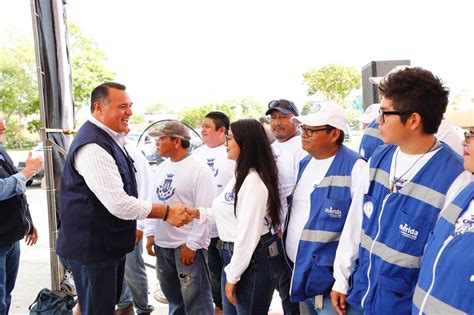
378, 109, 414, 123
268, 99, 295, 110
297, 125, 330, 137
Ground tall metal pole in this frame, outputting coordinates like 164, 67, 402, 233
30, 0, 62, 291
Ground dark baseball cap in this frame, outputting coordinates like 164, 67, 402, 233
265, 99, 299, 116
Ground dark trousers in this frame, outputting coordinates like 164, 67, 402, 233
208, 237, 223, 309
0, 241, 20, 315
61, 256, 126, 315
276, 249, 300, 315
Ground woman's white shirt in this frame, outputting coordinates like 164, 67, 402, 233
199, 169, 271, 284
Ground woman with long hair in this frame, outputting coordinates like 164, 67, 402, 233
189, 118, 282, 314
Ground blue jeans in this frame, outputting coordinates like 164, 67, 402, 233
219, 234, 280, 315
277, 250, 300, 315
0, 241, 20, 315
117, 241, 154, 314
208, 237, 223, 309
300, 294, 363, 315
61, 255, 126, 315
154, 245, 213, 315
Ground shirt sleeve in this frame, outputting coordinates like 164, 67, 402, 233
185, 164, 216, 251
224, 172, 268, 284
0, 172, 27, 201
332, 160, 370, 294
74, 143, 152, 220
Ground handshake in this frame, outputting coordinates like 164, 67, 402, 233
160, 204, 200, 228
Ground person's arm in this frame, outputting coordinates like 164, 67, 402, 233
331, 161, 370, 314
183, 166, 216, 252
75, 144, 191, 226
224, 172, 268, 284
0, 152, 43, 201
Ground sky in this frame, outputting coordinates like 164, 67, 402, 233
1, 0, 474, 114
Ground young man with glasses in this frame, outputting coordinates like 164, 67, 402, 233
358, 66, 463, 160
331, 67, 472, 315
284, 103, 366, 315
265, 99, 306, 314
412, 117, 473, 314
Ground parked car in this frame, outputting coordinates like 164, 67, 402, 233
17, 143, 44, 186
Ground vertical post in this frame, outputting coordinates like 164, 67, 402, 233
30, 0, 62, 291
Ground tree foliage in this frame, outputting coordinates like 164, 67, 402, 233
145, 102, 174, 115
0, 25, 115, 147
0, 35, 39, 148
179, 97, 265, 128
69, 23, 116, 109
303, 64, 361, 106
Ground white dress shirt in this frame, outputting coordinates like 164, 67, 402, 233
73, 117, 151, 221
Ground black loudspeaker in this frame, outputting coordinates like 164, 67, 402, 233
361, 60, 411, 109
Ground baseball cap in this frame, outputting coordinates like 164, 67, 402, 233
148, 121, 191, 141
291, 102, 347, 131
369, 65, 411, 85
359, 103, 380, 124
265, 99, 299, 116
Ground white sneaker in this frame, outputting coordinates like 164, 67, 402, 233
153, 284, 168, 304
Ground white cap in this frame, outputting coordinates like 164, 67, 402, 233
359, 103, 380, 124
369, 65, 411, 85
291, 102, 347, 131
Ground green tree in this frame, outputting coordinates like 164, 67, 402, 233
69, 23, 116, 110
301, 100, 315, 115
303, 64, 361, 106
0, 35, 38, 148
145, 102, 174, 115
180, 105, 213, 128
130, 113, 145, 125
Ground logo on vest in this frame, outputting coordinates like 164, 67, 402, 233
399, 223, 419, 240
363, 201, 373, 218
156, 173, 176, 201
325, 206, 342, 219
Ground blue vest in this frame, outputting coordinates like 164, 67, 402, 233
347, 143, 464, 314
0, 146, 34, 245
359, 120, 383, 160
413, 182, 474, 315
57, 121, 138, 263
289, 145, 362, 302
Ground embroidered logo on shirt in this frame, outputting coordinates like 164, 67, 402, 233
325, 206, 342, 219
399, 223, 419, 240
156, 173, 176, 201
206, 158, 219, 177
363, 201, 373, 218
224, 191, 235, 203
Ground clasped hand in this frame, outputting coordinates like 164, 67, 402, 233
165, 204, 199, 227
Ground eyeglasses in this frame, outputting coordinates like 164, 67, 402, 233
378, 109, 414, 123
464, 130, 474, 142
298, 125, 329, 137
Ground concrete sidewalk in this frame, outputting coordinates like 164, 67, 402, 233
9, 184, 284, 314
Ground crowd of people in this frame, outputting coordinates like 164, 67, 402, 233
1, 65, 473, 315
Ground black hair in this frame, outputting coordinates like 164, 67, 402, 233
90, 82, 126, 113
205, 111, 230, 131
230, 119, 281, 228
378, 67, 449, 134
326, 126, 345, 145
